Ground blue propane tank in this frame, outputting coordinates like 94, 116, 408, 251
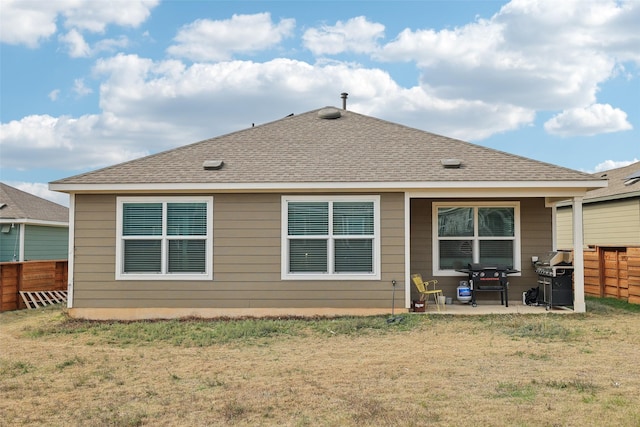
457, 281, 472, 304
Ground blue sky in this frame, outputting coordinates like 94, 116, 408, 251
1, 0, 638, 206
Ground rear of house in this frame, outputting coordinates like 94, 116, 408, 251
51, 107, 605, 319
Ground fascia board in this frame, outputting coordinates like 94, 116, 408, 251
50, 180, 607, 194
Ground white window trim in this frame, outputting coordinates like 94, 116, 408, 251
116, 196, 213, 281
281, 195, 381, 280
432, 201, 521, 276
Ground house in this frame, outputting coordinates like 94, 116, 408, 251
0, 183, 69, 262
556, 161, 640, 249
49, 106, 605, 320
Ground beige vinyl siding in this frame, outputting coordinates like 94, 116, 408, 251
556, 207, 573, 250
556, 198, 640, 248
72, 192, 405, 309
410, 197, 551, 302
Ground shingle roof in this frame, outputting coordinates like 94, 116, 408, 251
52, 107, 597, 186
0, 183, 68, 223
586, 161, 640, 201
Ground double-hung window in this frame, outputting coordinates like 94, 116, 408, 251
116, 196, 213, 280
282, 196, 380, 280
433, 202, 520, 275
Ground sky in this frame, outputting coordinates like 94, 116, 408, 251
1, 0, 639, 207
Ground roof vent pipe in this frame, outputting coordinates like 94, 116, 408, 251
341, 92, 348, 110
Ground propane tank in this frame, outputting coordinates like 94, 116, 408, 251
457, 281, 472, 304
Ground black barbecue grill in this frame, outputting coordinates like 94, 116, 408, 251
458, 263, 519, 307
534, 251, 574, 309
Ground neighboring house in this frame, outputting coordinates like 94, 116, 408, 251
50, 106, 605, 320
556, 162, 640, 249
0, 183, 69, 262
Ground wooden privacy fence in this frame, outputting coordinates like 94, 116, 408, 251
0, 260, 68, 312
584, 246, 640, 304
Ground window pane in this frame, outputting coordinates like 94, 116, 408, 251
167, 203, 207, 236
168, 240, 206, 273
333, 202, 374, 235
124, 240, 161, 272
288, 202, 328, 235
438, 208, 473, 237
439, 240, 473, 270
480, 240, 514, 267
335, 239, 373, 272
479, 208, 514, 237
289, 239, 327, 272
123, 203, 162, 236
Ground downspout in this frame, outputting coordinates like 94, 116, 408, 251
572, 196, 585, 312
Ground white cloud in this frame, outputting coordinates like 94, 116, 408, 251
0, 0, 60, 47
544, 104, 633, 137
72, 78, 92, 97
591, 158, 639, 173
59, 29, 91, 58
48, 89, 60, 101
93, 53, 534, 141
0, 114, 153, 171
302, 16, 385, 55
376, 0, 639, 112
167, 13, 295, 62
1, 0, 157, 54
1, 53, 538, 177
61, 0, 159, 33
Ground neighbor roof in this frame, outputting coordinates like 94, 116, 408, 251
51, 107, 602, 190
0, 183, 68, 223
585, 161, 640, 202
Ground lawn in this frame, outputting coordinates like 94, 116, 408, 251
1, 298, 639, 426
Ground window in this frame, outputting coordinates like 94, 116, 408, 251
116, 197, 213, 280
282, 196, 380, 280
433, 202, 520, 275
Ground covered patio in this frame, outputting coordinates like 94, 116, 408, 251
405, 193, 591, 313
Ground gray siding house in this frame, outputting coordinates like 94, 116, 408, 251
0, 183, 69, 262
557, 162, 640, 249
50, 107, 605, 320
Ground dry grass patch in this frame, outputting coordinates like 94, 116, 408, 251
1, 299, 639, 426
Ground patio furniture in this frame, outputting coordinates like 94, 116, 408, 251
411, 274, 445, 312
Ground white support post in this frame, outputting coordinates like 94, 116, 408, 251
551, 203, 558, 250
572, 196, 585, 312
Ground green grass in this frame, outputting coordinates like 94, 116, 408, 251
23, 313, 427, 347
542, 378, 599, 394
17, 297, 637, 349
0, 360, 34, 377
494, 381, 537, 401
586, 296, 640, 313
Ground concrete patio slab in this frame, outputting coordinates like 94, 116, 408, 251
414, 302, 574, 315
